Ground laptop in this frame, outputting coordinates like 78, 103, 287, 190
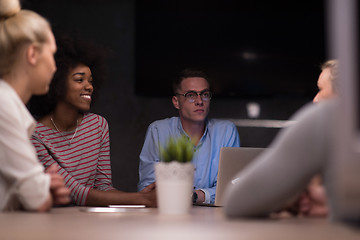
196, 147, 264, 207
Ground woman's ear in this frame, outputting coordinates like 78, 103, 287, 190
26, 44, 40, 66
172, 95, 180, 109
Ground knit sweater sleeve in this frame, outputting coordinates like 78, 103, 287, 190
93, 115, 114, 191
31, 135, 90, 206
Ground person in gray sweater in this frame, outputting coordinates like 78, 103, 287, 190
224, 99, 337, 218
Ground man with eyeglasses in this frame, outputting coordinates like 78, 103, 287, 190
137, 68, 240, 204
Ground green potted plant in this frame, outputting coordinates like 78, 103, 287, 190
155, 135, 195, 215
159, 135, 194, 163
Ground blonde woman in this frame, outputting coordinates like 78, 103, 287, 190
292, 60, 340, 217
224, 60, 340, 218
0, 0, 70, 211
313, 60, 339, 103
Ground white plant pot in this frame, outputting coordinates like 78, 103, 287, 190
155, 161, 194, 215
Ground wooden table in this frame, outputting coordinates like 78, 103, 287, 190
0, 206, 359, 240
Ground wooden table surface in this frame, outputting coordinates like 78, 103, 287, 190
0, 206, 359, 240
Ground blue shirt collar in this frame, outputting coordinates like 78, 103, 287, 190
177, 117, 209, 147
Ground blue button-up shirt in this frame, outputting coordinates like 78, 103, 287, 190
138, 117, 240, 204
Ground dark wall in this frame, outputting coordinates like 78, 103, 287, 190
23, 0, 312, 192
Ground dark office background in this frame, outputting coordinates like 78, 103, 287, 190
23, 0, 325, 192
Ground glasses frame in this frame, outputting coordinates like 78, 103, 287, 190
176, 90, 212, 103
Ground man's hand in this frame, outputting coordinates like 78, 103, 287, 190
271, 175, 328, 219
194, 189, 205, 204
276, 180, 328, 218
140, 182, 157, 207
297, 182, 328, 217
141, 182, 156, 193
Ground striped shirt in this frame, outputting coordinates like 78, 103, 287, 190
31, 113, 114, 205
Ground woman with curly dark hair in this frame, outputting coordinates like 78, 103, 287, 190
29, 36, 156, 207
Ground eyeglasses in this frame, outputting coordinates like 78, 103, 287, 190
176, 90, 212, 103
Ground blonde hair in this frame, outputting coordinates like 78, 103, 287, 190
321, 59, 339, 92
0, 0, 51, 77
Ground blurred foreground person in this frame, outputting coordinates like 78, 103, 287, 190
224, 60, 343, 218
0, 0, 70, 211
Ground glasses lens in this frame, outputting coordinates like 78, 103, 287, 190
182, 91, 212, 102
200, 91, 212, 101
184, 91, 198, 100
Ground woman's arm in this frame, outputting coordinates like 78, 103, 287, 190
93, 117, 114, 191
85, 183, 156, 207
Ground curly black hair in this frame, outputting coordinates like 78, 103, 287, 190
28, 35, 108, 119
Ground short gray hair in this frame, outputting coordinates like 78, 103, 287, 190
321, 59, 339, 93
